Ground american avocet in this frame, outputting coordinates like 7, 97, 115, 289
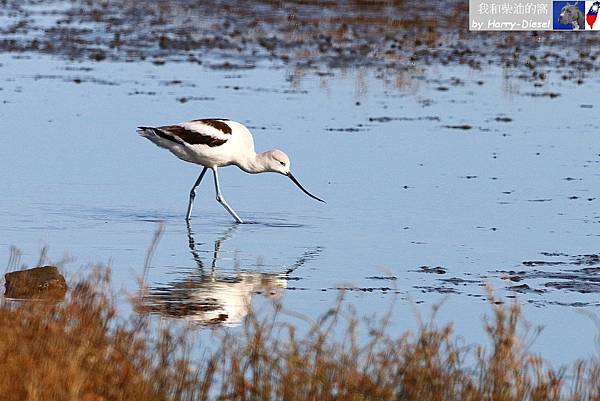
137, 118, 325, 223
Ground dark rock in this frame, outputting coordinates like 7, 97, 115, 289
5, 265, 67, 300
91, 51, 106, 62
158, 35, 170, 49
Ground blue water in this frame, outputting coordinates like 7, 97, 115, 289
2, 53, 600, 365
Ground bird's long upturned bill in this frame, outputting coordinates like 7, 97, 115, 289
287, 172, 326, 203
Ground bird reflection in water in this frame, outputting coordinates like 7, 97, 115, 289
139, 223, 322, 326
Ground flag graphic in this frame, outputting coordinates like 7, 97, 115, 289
587, 1, 600, 28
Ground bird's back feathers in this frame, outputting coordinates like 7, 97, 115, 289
137, 118, 232, 148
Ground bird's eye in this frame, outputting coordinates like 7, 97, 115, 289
280, 161, 285, 166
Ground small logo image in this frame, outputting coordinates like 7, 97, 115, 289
586, 1, 600, 29
554, 1, 585, 29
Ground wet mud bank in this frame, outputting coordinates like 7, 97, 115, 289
1, 0, 600, 83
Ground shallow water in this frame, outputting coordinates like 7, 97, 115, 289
2, 53, 600, 365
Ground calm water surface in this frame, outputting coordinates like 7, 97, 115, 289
2, 53, 600, 365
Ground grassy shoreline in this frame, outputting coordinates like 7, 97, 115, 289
1, 266, 599, 401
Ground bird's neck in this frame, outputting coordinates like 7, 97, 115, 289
236, 152, 269, 174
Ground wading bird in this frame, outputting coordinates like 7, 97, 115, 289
137, 118, 325, 223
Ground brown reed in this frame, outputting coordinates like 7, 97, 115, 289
0, 267, 599, 401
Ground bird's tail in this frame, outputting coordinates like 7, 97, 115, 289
137, 126, 166, 143
137, 126, 174, 149
137, 126, 156, 137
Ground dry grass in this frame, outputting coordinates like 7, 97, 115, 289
1, 267, 600, 401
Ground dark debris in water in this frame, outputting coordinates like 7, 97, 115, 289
507, 284, 547, 294
440, 277, 481, 286
365, 276, 398, 281
368, 116, 440, 123
547, 301, 600, 307
416, 266, 447, 274
415, 285, 459, 294
444, 124, 473, 130
176, 96, 215, 103
498, 252, 600, 295
544, 281, 600, 293
524, 92, 560, 98
331, 287, 394, 293
208, 62, 256, 70
522, 261, 563, 267
325, 127, 368, 133
540, 252, 569, 257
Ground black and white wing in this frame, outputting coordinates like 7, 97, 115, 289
137, 118, 232, 148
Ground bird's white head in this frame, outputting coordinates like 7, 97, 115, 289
261, 149, 325, 203
263, 149, 291, 175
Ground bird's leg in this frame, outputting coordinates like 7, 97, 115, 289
212, 168, 244, 224
186, 167, 208, 221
